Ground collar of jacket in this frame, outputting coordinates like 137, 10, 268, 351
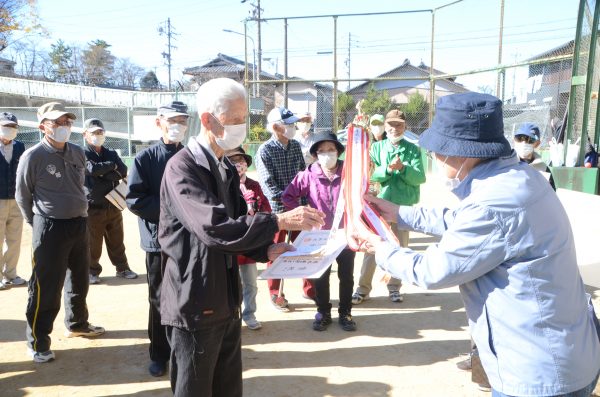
452, 152, 519, 200
159, 137, 182, 153
187, 135, 233, 173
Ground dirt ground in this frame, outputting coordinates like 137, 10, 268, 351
1, 178, 598, 397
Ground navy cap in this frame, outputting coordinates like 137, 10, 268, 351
267, 106, 300, 125
515, 123, 540, 141
419, 92, 511, 158
0, 112, 18, 126
157, 101, 189, 119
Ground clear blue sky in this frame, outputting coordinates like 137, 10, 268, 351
15, 0, 579, 91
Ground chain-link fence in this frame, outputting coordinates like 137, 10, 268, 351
4, 106, 202, 163
241, 0, 587, 161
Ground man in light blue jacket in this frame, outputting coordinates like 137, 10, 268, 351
359, 92, 600, 397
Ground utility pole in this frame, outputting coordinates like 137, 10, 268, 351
243, 0, 262, 95
345, 33, 352, 91
158, 18, 177, 91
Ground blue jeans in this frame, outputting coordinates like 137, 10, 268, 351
239, 263, 258, 323
491, 370, 600, 397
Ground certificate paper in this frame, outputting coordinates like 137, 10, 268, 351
258, 229, 348, 280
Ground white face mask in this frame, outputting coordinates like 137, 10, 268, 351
90, 134, 105, 147
166, 123, 187, 143
297, 122, 311, 134
370, 125, 384, 138
437, 156, 465, 191
209, 113, 247, 151
283, 124, 296, 139
317, 152, 338, 169
216, 123, 247, 151
48, 126, 72, 143
388, 134, 404, 144
0, 126, 17, 140
514, 141, 534, 158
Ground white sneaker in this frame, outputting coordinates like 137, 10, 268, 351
245, 319, 262, 330
65, 324, 105, 338
89, 274, 101, 284
389, 291, 404, 303
3, 276, 26, 286
27, 347, 55, 363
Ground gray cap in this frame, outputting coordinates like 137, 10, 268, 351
0, 112, 18, 126
84, 118, 105, 133
157, 101, 189, 119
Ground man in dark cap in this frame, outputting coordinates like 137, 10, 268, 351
357, 92, 600, 396
126, 100, 189, 377
83, 118, 136, 284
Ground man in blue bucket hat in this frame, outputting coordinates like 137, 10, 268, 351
357, 92, 600, 396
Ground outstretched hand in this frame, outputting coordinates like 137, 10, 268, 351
363, 194, 399, 224
276, 206, 326, 231
267, 242, 296, 261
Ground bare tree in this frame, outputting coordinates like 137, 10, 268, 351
113, 58, 144, 89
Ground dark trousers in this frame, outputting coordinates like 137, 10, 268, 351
267, 229, 315, 298
315, 248, 356, 316
146, 251, 170, 363
88, 206, 129, 275
166, 319, 242, 397
26, 215, 90, 353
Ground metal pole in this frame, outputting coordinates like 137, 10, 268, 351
257, 0, 262, 97
579, 0, 600, 162
496, 0, 505, 98
565, 0, 587, 165
243, 22, 251, 128
167, 18, 172, 91
127, 107, 132, 156
284, 18, 288, 107
333, 16, 339, 133
429, 9, 435, 126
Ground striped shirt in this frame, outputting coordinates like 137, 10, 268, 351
255, 137, 305, 213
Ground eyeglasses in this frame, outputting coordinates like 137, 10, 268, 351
44, 119, 74, 127
514, 135, 536, 144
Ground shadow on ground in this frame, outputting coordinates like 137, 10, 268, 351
244, 375, 392, 397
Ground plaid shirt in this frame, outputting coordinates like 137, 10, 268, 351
255, 137, 305, 213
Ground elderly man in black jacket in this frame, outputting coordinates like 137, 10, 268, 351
159, 78, 325, 397
126, 101, 189, 378
84, 118, 136, 285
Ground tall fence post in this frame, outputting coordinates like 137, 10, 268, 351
333, 15, 339, 133
127, 107, 132, 157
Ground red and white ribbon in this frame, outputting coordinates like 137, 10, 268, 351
341, 124, 399, 250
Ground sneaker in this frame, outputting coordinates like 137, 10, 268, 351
89, 274, 101, 285
0, 280, 9, 290
116, 269, 138, 279
65, 324, 105, 338
339, 314, 357, 332
148, 360, 167, 377
3, 276, 26, 286
351, 291, 369, 305
270, 294, 290, 312
477, 382, 492, 392
456, 355, 472, 371
244, 318, 262, 330
27, 347, 55, 363
389, 290, 404, 303
312, 312, 332, 331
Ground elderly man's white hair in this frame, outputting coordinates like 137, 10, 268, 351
196, 78, 246, 116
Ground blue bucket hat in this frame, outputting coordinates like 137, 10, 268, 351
515, 123, 540, 141
419, 92, 511, 158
